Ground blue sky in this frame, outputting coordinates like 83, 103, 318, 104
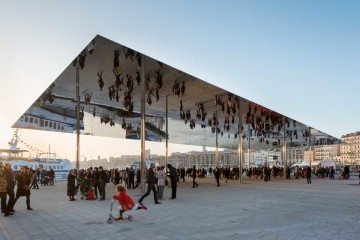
0, 0, 359, 161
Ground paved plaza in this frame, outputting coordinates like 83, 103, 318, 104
1, 175, 359, 240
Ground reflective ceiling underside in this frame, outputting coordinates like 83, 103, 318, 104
13, 35, 341, 150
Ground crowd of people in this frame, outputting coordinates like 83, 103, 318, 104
0, 163, 58, 217
2, 161, 358, 219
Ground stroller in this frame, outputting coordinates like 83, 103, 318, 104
41, 176, 50, 186
78, 178, 92, 199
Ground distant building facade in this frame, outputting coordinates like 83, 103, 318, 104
340, 131, 360, 165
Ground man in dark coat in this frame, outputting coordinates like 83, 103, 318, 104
128, 167, 135, 189
97, 166, 108, 201
138, 163, 161, 204
1, 162, 13, 216
13, 166, 33, 210
306, 166, 312, 184
4, 163, 15, 213
214, 167, 221, 187
167, 164, 178, 199
67, 169, 77, 201
192, 166, 198, 188
48, 169, 55, 185
180, 167, 186, 182
135, 168, 140, 188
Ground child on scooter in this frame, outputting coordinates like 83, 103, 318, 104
112, 184, 147, 220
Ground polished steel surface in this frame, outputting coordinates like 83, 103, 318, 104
12, 35, 341, 150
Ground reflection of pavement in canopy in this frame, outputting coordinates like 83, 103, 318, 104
12, 35, 341, 149
291, 162, 310, 168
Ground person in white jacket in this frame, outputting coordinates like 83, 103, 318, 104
156, 166, 166, 200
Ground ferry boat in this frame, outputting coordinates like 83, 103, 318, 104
0, 130, 72, 180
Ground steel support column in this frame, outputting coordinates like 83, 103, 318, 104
165, 95, 169, 172
140, 56, 146, 194
248, 125, 250, 169
75, 65, 80, 171
238, 99, 243, 183
309, 126, 312, 167
283, 116, 287, 180
215, 111, 219, 167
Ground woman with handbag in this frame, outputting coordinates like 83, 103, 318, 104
156, 166, 166, 200
13, 166, 33, 210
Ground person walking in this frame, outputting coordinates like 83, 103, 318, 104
48, 169, 55, 185
4, 163, 15, 213
330, 166, 335, 179
13, 166, 33, 210
98, 166, 108, 200
214, 167, 221, 187
67, 169, 77, 201
192, 166, 198, 188
135, 169, 140, 188
138, 163, 161, 205
167, 164, 178, 199
128, 167, 135, 189
156, 166, 166, 200
30, 170, 39, 189
306, 166, 312, 184
180, 167, 186, 182
0, 162, 13, 216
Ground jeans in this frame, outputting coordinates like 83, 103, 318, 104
138, 183, 158, 203
158, 186, 165, 199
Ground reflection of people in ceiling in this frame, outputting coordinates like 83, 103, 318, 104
113, 50, 120, 74
97, 71, 104, 91
136, 70, 141, 86
155, 69, 162, 89
113, 70, 123, 90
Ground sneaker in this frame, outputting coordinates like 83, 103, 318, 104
155, 202, 161, 204
27, 207, 33, 210
4, 212, 14, 216
114, 216, 123, 221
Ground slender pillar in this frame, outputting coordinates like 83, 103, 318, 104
248, 125, 250, 168
140, 56, 146, 194
309, 127, 312, 167
75, 65, 80, 171
165, 95, 169, 172
215, 111, 219, 166
238, 99, 243, 183
283, 116, 287, 179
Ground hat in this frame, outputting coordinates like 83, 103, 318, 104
167, 164, 171, 168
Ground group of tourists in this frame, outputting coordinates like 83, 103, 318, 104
0, 162, 35, 218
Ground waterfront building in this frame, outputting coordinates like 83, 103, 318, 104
340, 131, 360, 165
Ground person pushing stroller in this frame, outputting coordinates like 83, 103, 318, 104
112, 184, 147, 220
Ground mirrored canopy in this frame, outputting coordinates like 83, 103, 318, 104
13, 35, 341, 150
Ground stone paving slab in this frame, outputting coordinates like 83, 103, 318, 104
1, 175, 359, 240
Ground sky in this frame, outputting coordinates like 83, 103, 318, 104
0, 0, 359, 162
